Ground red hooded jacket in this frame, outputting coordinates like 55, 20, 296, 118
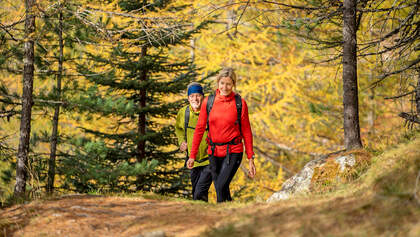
190, 89, 254, 160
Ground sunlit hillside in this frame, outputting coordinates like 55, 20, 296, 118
1, 132, 419, 236
1, 0, 419, 218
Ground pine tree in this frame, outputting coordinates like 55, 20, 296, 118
33, 1, 86, 194
21, 0, 106, 194
65, 0, 211, 194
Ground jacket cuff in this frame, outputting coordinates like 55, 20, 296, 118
247, 153, 255, 160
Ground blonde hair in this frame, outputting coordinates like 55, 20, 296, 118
216, 67, 237, 88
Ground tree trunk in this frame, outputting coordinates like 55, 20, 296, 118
137, 45, 148, 190
367, 20, 376, 136
342, 0, 363, 150
226, 0, 237, 39
47, 10, 63, 194
416, 71, 420, 116
190, 37, 195, 62
14, 0, 36, 198
367, 87, 375, 136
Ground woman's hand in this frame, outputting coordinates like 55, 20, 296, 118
186, 158, 195, 169
248, 158, 256, 178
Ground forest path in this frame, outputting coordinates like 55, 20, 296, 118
2, 188, 420, 236
0, 194, 253, 237
3, 136, 420, 237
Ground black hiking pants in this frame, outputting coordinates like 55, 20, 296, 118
210, 153, 243, 203
190, 165, 212, 202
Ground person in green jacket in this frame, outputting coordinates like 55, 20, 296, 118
175, 82, 212, 201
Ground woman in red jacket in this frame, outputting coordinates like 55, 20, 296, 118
187, 67, 256, 202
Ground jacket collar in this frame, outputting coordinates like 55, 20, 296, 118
189, 105, 200, 114
216, 89, 235, 102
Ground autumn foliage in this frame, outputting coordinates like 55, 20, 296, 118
0, 0, 419, 202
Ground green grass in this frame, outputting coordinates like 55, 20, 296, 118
205, 132, 420, 236
1, 132, 419, 237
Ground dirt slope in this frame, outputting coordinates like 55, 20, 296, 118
2, 191, 419, 237
1, 135, 419, 237
1, 195, 236, 237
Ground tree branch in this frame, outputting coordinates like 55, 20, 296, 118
372, 57, 420, 87
254, 147, 293, 175
234, 0, 251, 36
384, 90, 415, 100
258, 136, 322, 157
0, 22, 21, 42
0, 111, 19, 119
399, 112, 420, 124
261, 0, 330, 10
357, 3, 416, 13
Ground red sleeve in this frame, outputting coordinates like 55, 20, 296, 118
190, 97, 209, 159
241, 99, 254, 159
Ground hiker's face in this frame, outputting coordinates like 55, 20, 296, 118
188, 93, 203, 111
218, 76, 234, 96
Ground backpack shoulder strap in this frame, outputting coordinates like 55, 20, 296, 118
206, 94, 215, 131
235, 94, 242, 134
184, 106, 190, 142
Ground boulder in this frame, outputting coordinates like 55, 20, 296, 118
267, 154, 356, 202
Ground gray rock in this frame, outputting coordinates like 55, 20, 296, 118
335, 154, 356, 172
267, 154, 355, 202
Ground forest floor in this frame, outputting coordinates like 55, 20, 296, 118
0, 194, 237, 237
1, 189, 419, 237
1, 135, 420, 237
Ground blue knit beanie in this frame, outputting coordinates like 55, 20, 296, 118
187, 84, 204, 96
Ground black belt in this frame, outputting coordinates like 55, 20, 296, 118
196, 157, 209, 163
184, 153, 209, 168
209, 137, 241, 165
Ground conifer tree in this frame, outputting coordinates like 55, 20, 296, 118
18, 1, 105, 194
33, 1, 86, 194
46, 7, 63, 194
67, 0, 210, 194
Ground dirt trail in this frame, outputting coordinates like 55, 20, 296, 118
0, 195, 238, 237
2, 192, 420, 237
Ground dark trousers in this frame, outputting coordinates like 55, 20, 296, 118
190, 165, 212, 202
209, 153, 242, 203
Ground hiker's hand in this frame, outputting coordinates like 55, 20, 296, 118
248, 159, 256, 178
187, 158, 195, 169
180, 142, 187, 152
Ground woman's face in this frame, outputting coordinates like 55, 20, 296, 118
218, 76, 234, 96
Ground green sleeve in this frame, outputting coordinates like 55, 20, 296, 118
175, 106, 186, 147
